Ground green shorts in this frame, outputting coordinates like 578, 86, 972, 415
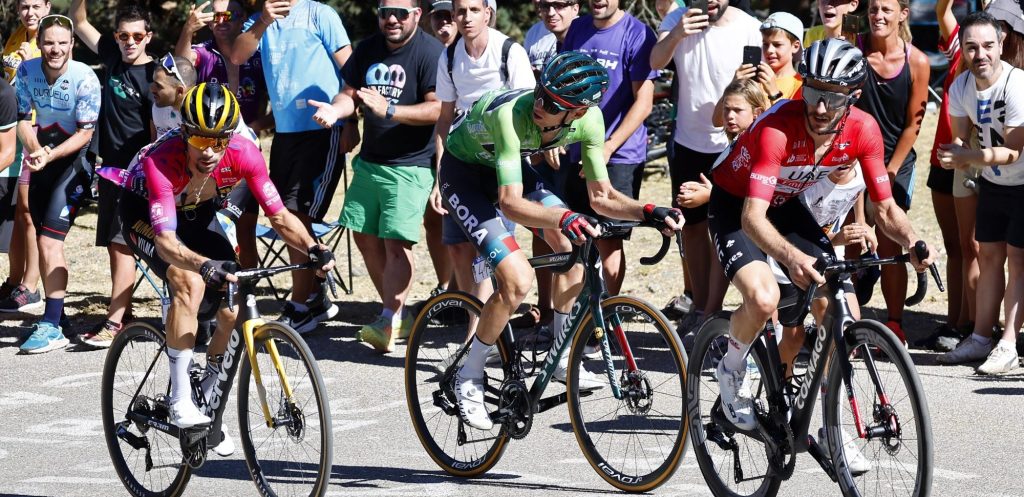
339, 155, 433, 243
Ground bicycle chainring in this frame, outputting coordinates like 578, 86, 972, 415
179, 427, 209, 469
497, 379, 532, 440
758, 400, 796, 479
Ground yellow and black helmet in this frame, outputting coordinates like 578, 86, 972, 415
181, 82, 240, 137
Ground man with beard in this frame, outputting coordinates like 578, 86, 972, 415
650, 0, 761, 337
14, 15, 100, 353
70, 0, 156, 346
429, 0, 458, 47
307, 0, 443, 353
525, 0, 580, 74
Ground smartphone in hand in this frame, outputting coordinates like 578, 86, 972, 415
689, 0, 708, 15
742, 46, 761, 67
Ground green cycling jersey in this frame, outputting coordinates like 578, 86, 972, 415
445, 88, 609, 186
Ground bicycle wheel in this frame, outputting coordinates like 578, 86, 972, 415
824, 320, 933, 497
567, 296, 689, 492
685, 314, 782, 497
405, 291, 513, 476
237, 322, 333, 497
102, 321, 192, 497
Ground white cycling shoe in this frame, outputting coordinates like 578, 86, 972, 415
169, 400, 211, 428
553, 364, 606, 391
717, 361, 757, 431
819, 427, 871, 475
213, 430, 235, 457
455, 370, 494, 431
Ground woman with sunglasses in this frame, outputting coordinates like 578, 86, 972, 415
436, 52, 682, 429
705, 39, 932, 432
99, 83, 335, 429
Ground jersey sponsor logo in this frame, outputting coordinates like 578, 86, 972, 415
446, 193, 488, 244
835, 141, 851, 150
365, 63, 407, 104
32, 86, 72, 103
875, 176, 888, 184
150, 203, 168, 225
833, 153, 850, 163
731, 146, 751, 172
750, 172, 777, 186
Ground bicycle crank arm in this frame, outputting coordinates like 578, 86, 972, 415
536, 392, 569, 413
127, 410, 183, 437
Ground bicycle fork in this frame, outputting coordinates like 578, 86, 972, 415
241, 317, 297, 428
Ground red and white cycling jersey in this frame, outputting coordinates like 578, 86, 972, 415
712, 100, 893, 207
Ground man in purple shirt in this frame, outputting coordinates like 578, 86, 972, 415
561, 0, 657, 294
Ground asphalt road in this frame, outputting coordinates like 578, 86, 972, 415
1, 305, 1022, 497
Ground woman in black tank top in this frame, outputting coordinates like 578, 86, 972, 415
855, 0, 931, 341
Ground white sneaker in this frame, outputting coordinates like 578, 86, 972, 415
455, 371, 493, 430
213, 430, 235, 457
583, 343, 602, 360
716, 361, 756, 431
819, 427, 871, 475
936, 336, 992, 364
169, 400, 212, 428
977, 342, 1020, 375
553, 364, 607, 391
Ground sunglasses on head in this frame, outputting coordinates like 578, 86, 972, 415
378, 6, 417, 21
802, 85, 852, 110
39, 14, 74, 32
115, 31, 148, 43
213, 11, 236, 23
159, 53, 185, 85
186, 133, 231, 151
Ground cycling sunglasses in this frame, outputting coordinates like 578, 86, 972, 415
539, 1, 575, 11
115, 30, 149, 44
39, 14, 74, 32
802, 85, 853, 110
159, 53, 185, 85
378, 6, 418, 21
186, 133, 231, 151
536, 87, 568, 115
213, 10, 236, 23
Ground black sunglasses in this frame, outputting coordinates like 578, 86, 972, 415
378, 6, 417, 21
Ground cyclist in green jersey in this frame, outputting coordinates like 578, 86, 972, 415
439, 52, 683, 429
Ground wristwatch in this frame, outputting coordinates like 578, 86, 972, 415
770, 90, 784, 101
385, 102, 396, 120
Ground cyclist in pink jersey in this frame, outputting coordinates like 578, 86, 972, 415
707, 39, 932, 431
103, 84, 335, 433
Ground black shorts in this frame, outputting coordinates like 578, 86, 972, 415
564, 161, 644, 239
438, 154, 565, 268
268, 127, 343, 222
975, 178, 1024, 247
96, 174, 126, 247
119, 192, 237, 319
28, 155, 91, 242
0, 176, 18, 253
889, 158, 916, 211
670, 142, 722, 224
707, 187, 835, 281
926, 166, 954, 196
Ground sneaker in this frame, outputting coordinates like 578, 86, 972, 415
212, 430, 235, 457
885, 321, 907, 346
19, 322, 70, 354
661, 294, 693, 321
583, 342, 602, 360
553, 364, 606, 391
716, 360, 756, 431
819, 427, 871, 475
0, 280, 16, 301
169, 400, 212, 428
976, 342, 1020, 375
396, 317, 415, 340
284, 294, 337, 334
357, 316, 394, 353
80, 320, 124, 349
0, 285, 43, 313
936, 335, 993, 364
454, 371, 493, 430
676, 310, 706, 338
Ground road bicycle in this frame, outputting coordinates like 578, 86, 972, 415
686, 242, 943, 497
101, 262, 334, 497
405, 221, 689, 492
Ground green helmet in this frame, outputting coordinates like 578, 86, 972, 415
539, 52, 609, 111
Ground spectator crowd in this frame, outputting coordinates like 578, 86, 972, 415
1, 0, 1023, 375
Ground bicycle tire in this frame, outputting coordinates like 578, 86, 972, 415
824, 319, 933, 497
686, 314, 782, 497
102, 321, 192, 497
237, 322, 333, 497
405, 291, 512, 477
567, 296, 689, 492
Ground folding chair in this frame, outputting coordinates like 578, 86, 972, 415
254, 219, 354, 301
132, 256, 171, 323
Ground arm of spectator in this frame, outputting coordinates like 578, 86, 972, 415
25, 127, 94, 172
676, 173, 712, 208
650, 9, 709, 70
0, 126, 14, 172
175, 2, 212, 65
357, 87, 440, 126
885, 47, 929, 176
332, 45, 353, 72
70, 0, 102, 53
936, 0, 956, 42
873, 197, 930, 270
434, 101, 456, 168
230, 0, 292, 65
604, 79, 653, 164
150, 120, 157, 142
308, 85, 357, 128
16, 121, 41, 155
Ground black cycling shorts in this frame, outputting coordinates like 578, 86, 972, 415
975, 178, 1024, 248
438, 154, 566, 268
28, 155, 91, 242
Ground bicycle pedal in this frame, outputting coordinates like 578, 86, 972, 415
182, 426, 210, 446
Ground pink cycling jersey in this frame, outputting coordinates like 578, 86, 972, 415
100, 130, 284, 235
713, 100, 893, 207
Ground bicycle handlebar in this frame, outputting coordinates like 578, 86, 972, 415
226, 261, 338, 310
598, 220, 675, 266
807, 240, 943, 311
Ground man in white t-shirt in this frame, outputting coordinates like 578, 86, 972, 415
431, 0, 536, 335
936, 11, 1024, 374
650, 0, 760, 334
524, 0, 580, 75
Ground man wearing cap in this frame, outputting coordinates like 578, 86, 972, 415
428, 0, 457, 46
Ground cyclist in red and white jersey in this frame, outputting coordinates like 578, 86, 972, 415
707, 39, 932, 430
